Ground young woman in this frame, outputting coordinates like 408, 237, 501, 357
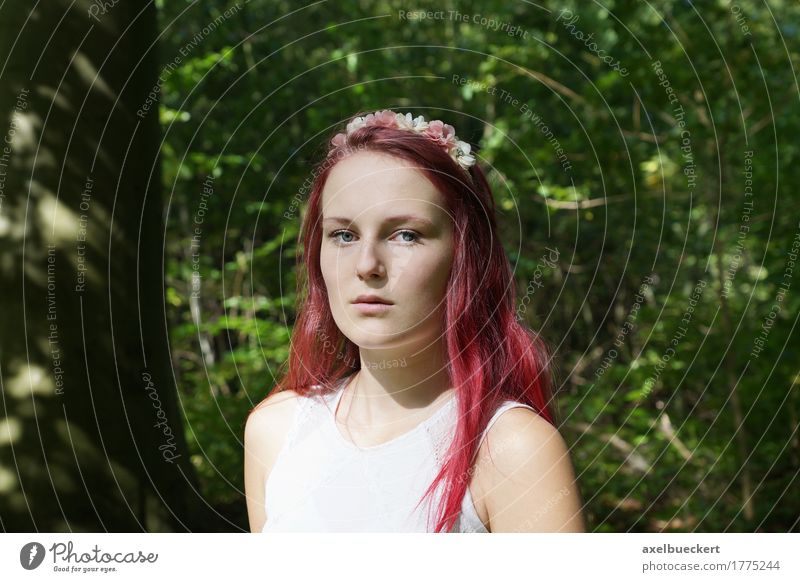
244, 110, 586, 533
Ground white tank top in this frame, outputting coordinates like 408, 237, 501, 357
261, 376, 536, 533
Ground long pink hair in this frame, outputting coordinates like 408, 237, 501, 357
256, 111, 556, 532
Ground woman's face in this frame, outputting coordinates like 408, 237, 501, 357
319, 150, 455, 351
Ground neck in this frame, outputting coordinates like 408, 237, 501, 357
342, 337, 454, 423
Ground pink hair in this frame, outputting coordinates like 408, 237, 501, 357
257, 112, 556, 532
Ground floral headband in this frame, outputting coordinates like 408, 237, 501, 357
329, 110, 476, 171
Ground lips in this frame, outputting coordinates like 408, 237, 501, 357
352, 294, 393, 305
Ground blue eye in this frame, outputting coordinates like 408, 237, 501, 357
328, 229, 420, 245
397, 230, 418, 243
330, 230, 354, 243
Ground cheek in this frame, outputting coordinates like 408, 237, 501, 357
409, 250, 453, 303
430, 261, 452, 300
320, 250, 344, 302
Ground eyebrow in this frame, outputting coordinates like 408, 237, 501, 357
321, 214, 434, 227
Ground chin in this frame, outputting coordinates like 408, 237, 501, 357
341, 326, 409, 349
346, 333, 397, 349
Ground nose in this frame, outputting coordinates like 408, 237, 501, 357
355, 238, 386, 280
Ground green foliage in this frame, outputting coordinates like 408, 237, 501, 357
156, 0, 800, 531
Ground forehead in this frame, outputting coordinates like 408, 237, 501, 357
321, 151, 446, 218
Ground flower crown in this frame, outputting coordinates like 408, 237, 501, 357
329, 110, 476, 171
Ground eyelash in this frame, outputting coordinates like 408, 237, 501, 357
328, 229, 420, 246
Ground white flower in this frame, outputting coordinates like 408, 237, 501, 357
454, 141, 476, 168
395, 112, 414, 130
346, 116, 367, 133
410, 115, 429, 132
457, 153, 476, 168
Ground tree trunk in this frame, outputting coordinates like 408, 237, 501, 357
0, 1, 227, 531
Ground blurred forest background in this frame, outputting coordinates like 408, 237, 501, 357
1, 0, 798, 532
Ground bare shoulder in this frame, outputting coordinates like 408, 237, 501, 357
245, 389, 302, 452
248, 388, 303, 421
472, 406, 586, 532
482, 407, 567, 465
244, 388, 302, 532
